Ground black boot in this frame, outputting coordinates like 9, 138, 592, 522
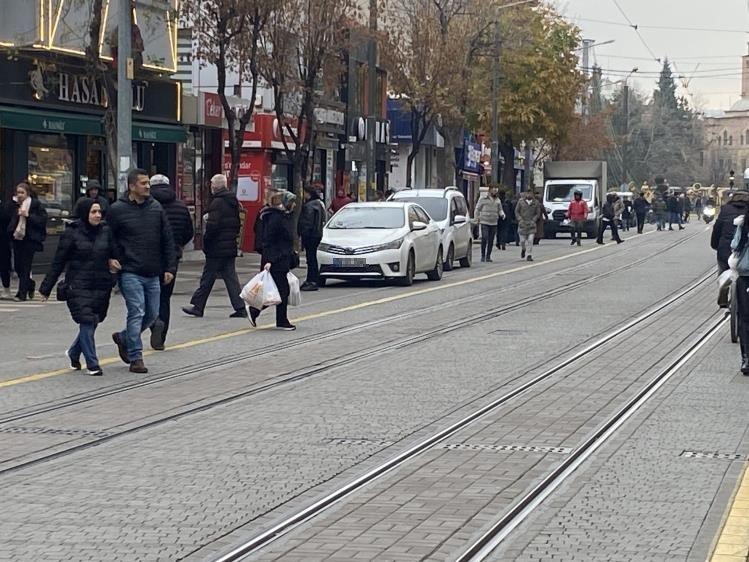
742, 343, 749, 375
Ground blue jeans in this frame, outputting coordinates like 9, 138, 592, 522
119, 272, 161, 361
69, 322, 99, 370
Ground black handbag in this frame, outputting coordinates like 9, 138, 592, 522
56, 279, 69, 301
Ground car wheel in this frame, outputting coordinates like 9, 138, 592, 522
444, 244, 455, 271
459, 241, 472, 268
427, 247, 444, 281
398, 252, 415, 286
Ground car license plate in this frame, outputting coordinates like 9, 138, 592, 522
333, 257, 365, 267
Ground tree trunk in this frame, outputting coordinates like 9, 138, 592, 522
406, 147, 419, 188
440, 123, 462, 187
500, 139, 516, 191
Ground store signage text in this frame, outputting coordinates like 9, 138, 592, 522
57, 72, 146, 111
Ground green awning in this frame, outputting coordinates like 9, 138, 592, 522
0, 106, 102, 135
133, 121, 187, 143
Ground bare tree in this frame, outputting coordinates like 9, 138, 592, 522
185, 0, 275, 188
260, 0, 358, 196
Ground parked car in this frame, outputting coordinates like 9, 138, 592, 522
389, 186, 472, 269
317, 202, 443, 286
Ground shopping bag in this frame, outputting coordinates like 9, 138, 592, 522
240, 270, 282, 310
717, 268, 738, 308
287, 272, 301, 307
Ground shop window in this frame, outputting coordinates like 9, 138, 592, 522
28, 134, 74, 232
272, 163, 290, 191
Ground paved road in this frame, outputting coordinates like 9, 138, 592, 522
0, 225, 746, 562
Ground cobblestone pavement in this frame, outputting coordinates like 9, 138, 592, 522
0, 225, 742, 561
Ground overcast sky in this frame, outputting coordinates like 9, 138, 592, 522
560, 0, 749, 111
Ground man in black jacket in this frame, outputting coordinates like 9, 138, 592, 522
149, 174, 194, 350
182, 174, 246, 318
74, 179, 109, 217
108, 168, 177, 374
711, 189, 749, 273
298, 185, 326, 291
633, 192, 650, 234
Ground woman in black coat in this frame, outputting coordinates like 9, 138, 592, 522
0, 197, 12, 299
248, 190, 297, 331
40, 198, 115, 376
8, 183, 47, 301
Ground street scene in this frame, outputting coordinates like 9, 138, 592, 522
2, 0, 749, 561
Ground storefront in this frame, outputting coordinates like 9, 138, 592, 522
0, 57, 185, 265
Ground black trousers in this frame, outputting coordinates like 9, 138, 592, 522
302, 237, 321, 284
636, 213, 646, 234
12, 240, 35, 299
0, 237, 10, 288
481, 225, 497, 258
597, 220, 621, 243
154, 263, 178, 341
738, 276, 749, 351
250, 268, 290, 326
190, 256, 244, 313
571, 220, 585, 242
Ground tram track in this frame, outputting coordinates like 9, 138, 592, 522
0, 229, 702, 427
455, 313, 728, 562
0, 234, 708, 478
200, 268, 718, 562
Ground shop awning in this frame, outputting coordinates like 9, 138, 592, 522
0, 106, 102, 135
133, 122, 187, 143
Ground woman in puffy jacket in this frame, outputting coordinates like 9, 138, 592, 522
39, 198, 115, 376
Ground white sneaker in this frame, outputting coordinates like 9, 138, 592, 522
0, 288, 11, 300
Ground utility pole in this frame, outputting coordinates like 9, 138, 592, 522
117, 0, 133, 196
623, 82, 629, 182
581, 38, 594, 120
490, 20, 500, 186
365, 0, 378, 199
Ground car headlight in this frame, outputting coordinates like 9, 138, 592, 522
318, 242, 333, 252
373, 237, 405, 252
545, 207, 552, 214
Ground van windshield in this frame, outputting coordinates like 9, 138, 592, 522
546, 184, 593, 202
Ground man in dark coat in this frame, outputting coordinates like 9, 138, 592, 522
74, 179, 109, 217
108, 168, 177, 374
712, 189, 749, 273
596, 193, 624, 245
667, 193, 684, 230
633, 192, 650, 234
149, 174, 194, 350
298, 185, 326, 290
182, 174, 246, 318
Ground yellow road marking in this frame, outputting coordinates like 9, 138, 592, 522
0, 229, 667, 389
710, 462, 749, 562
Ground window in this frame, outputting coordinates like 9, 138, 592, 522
396, 197, 448, 221
328, 206, 405, 229
742, 134, 745, 145
450, 198, 459, 222
730, 136, 734, 146
414, 206, 431, 224
27, 133, 75, 233
457, 197, 468, 217
407, 206, 419, 228
724, 130, 729, 144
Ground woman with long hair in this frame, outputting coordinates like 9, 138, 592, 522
7, 183, 47, 301
40, 199, 115, 376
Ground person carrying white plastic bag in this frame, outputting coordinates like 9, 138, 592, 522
240, 269, 281, 311
246, 190, 298, 330
287, 272, 301, 307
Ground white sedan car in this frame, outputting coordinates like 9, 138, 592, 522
317, 202, 443, 286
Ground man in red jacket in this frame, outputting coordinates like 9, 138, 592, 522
567, 190, 589, 247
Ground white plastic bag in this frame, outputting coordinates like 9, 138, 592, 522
240, 270, 282, 310
287, 272, 301, 306
718, 268, 738, 290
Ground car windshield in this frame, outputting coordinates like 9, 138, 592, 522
328, 206, 405, 229
546, 184, 593, 202
395, 197, 448, 221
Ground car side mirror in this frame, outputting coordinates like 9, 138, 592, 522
453, 214, 467, 224
411, 221, 428, 231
